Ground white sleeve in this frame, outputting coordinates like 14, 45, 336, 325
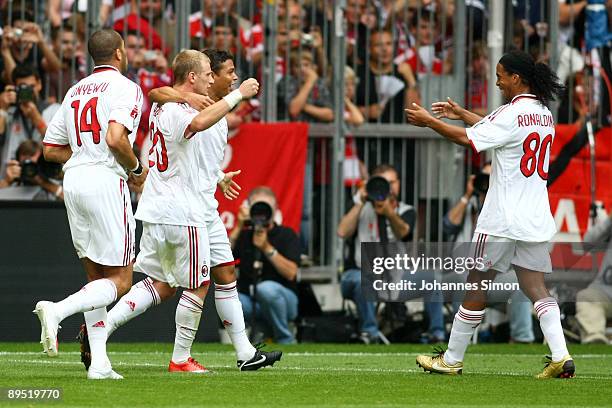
108, 81, 143, 132
158, 104, 198, 142
43, 102, 69, 147
465, 106, 517, 152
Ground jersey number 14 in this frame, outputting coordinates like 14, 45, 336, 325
71, 97, 101, 146
520, 132, 552, 180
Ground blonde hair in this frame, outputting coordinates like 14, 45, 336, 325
172, 50, 209, 85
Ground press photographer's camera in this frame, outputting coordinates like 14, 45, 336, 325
365, 176, 390, 202
248, 201, 273, 229
473, 172, 490, 194
18, 155, 62, 185
16, 84, 34, 104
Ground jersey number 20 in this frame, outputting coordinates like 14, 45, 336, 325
71, 97, 101, 146
520, 132, 552, 180
148, 122, 168, 172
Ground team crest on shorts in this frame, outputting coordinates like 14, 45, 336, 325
201, 265, 209, 278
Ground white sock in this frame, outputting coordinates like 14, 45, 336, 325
54, 279, 117, 323
215, 281, 257, 361
535, 297, 569, 362
172, 291, 203, 364
84, 307, 111, 370
444, 306, 485, 365
107, 278, 160, 339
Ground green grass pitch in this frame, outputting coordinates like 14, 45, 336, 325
0, 342, 610, 407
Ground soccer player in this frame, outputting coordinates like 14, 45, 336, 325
81, 49, 271, 373
34, 29, 146, 380
406, 50, 575, 379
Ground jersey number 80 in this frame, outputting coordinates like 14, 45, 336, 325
520, 132, 552, 180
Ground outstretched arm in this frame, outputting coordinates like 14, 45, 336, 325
148, 87, 214, 111
405, 103, 470, 147
431, 97, 483, 127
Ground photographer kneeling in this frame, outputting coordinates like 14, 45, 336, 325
338, 164, 431, 343
230, 186, 301, 344
0, 139, 63, 200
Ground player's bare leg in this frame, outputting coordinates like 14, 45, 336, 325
416, 269, 497, 375
213, 265, 282, 371
515, 266, 574, 378
168, 283, 211, 373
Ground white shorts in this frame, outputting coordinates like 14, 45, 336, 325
206, 214, 235, 268
473, 232, 552, 274
134, 222, 211, 289
63, 167, 135, 266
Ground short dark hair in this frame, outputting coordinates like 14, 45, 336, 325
410, 8, 436, 28
16, 140, 40, 159
8, 8, 34, 25
213, 15, 238, 37
203, 49, 234, 74
12, 65, 39, 83
88, 29, 123, 65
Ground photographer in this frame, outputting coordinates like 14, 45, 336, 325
231, 186, 301, 344
0, 65, 60, 175
0, 139, 63, 200
337, 164, 434, 343
444, 163, 534, 343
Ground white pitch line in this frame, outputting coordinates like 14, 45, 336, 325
2, 359, 611, 380
1, 351, 611, 358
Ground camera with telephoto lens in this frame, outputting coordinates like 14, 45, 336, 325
19, 155, 62, 185
16, 84, 34, 104
247, 201, 273, 229
365, 176, 391, 202
473, 172, 490, 194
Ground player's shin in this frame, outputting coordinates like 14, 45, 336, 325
106, 278, 161, 338
444, 306, 485, 365
171, 291, 204, 364
84, 307, 112, 370
215, 281, 257, 361
535, 297, 570, 361
55, 278, 118, 322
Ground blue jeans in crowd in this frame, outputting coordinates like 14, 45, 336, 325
239, 280, 299, 344
508, 290, 535, 343
341, 269, 379, 337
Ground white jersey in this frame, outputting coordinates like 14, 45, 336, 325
135, 102, 206, 227
197, 116, 228, 221
466, 93, 557, 242
43, 65, 143, 179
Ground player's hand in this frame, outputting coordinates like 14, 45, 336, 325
431, 97, 463, 120
185, 92, 214, 111
252, 226, 269, 250
4, 160, 21, 183
238, 78, 259, 99
465, 174, 475, 198
405, 103, 434, 127
218, 169, 242, 200
128, 166, 149, 193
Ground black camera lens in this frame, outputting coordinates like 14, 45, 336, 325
20, 159, 38, 183
474, 172, 490, 194
366, 176, 390, 201
249, 201, 273, 227
16, 84, 34, 104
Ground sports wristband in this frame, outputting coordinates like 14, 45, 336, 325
36, 120, 46, 133
223, 89, 242, 110
217, 170, 225, 184
131, 161, 143, 176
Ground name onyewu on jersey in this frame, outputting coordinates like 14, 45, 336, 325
466, 93, 557, 242
135, 102, 210, 227
43, 65, 143, 179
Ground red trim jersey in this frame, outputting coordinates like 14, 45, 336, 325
43, 65, 143, 179
465, 93, 557, 242
135, 102, 207, 227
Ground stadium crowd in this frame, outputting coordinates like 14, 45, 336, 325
0, 0, 610, 345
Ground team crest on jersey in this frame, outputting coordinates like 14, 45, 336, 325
201, 265, 209, 278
